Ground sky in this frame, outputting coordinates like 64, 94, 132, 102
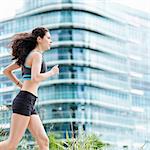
0, 0, 149, 20
112, 0, 150, 13
0, 0, 23, 20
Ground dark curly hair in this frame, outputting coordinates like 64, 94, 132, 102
11, 27, 48, 66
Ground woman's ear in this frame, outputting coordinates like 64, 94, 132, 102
37, 36, 41, 43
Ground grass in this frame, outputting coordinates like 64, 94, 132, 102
34, 131, 105, 150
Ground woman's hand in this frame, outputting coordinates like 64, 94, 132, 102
18, 82, 23, 89
51, 65, 59, 76
16, 81, 23, 89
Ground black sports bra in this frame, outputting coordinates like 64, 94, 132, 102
22, 60, 47, 80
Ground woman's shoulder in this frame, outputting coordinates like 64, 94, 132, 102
29, 51, 43, 60
24, 51, 42, 67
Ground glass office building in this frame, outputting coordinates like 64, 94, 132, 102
0, 1, 150, 149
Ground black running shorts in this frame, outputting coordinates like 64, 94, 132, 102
12, 90, 38, 116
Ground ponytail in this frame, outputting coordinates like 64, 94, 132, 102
11, 27, 48, 66
11, 33, 36, 66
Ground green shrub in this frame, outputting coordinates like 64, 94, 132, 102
48, 131, 105, 150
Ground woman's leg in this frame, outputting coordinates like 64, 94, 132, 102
0, 113, 30, 150
27, 114, 49, 150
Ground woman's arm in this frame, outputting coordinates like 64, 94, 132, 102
31, 52, 59, 82
3, 61, 23, 88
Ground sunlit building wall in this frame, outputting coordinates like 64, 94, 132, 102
0, 1, 150, 149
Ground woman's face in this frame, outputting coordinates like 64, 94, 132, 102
38, 32, 52, 50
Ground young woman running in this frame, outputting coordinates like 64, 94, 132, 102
0, 27, 59, 150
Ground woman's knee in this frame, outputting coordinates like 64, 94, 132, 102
38, 135, 49, 147
3, 139, 18, 150
8, 145, 17, 150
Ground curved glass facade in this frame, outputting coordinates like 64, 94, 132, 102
0, 1, 150, 149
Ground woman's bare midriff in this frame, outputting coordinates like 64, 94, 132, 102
21, 80, 40, 97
